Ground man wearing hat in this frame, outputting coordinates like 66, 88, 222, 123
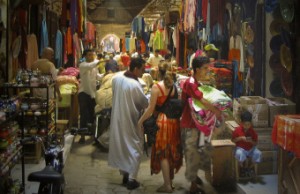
204, 44, 219, 61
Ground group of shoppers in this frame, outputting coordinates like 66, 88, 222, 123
75, 46, 222, 193
104, 50, 222, 194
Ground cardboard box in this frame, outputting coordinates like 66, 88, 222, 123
266, 97, 296, 126
257, 151, 278, 175
233, 96, 269, 127
239, 96, 266, 104
255, 127, 273, 135
225, 120, 239, 132
257, 135, 276, 151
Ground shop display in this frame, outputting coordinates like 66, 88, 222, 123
0, 97, 23, 193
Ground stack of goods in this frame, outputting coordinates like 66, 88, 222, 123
0, 121, 22, 175
233, 96, 269, 127
209, 61, 233, 97
57, 70, 79, 108
189, 85, 232, 145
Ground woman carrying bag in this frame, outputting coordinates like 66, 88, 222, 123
138, 62, 183, 193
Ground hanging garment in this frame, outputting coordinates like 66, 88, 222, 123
229, 35, 244, 80
40, 17, 49, 56
55, 30, 63, 68
26, 34, 38, 69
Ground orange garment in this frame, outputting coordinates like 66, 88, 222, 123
66, 27, 73, 55
151, 84, 183, 179
140, 40, 146, 53
228, 48, 242, 80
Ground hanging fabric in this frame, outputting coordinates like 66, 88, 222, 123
40, 8, 49, 56
55, 30, 63, 68
26, 34, 38, 69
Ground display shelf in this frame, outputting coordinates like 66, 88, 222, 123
0, 146, 22, 175
0, 112, 19, 125
1, 83, 57, 190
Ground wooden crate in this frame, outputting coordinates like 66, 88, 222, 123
206, 139, 236, 190
23, 141, 42, 164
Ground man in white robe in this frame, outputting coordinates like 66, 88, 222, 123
108, 58, 148, 190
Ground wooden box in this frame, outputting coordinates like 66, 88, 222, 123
206, 139, 236, 189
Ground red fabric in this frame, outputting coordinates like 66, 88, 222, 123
85, 22, 95, 42
272, 115, 300, 157
232, 126, 258, 151
121, 55, 130, 67
202, 0, 208, 23
180, 77, 203, 128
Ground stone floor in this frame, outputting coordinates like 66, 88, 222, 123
13, 134, 277, 194
63, 136, 245, 194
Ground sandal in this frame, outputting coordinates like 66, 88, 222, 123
156, 185, 173, 193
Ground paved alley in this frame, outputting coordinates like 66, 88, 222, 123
63, 136, 244, 194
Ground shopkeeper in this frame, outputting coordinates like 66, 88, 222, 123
31, 47, 62, 101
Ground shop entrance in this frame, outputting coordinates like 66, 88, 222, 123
100, 34, 120, 53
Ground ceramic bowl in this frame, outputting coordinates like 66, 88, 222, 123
30, 103, 40, 111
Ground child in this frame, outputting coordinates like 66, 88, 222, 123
232, 111, 262, 177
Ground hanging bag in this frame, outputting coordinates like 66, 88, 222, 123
156, 84, 183, 119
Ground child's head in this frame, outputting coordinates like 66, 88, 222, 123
240, 111, 252, 129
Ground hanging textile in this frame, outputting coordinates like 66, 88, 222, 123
206, 0, 211, 42
184, 0, 196, 32
65, 27, 73, 55
40, 12, 49, 56
77, 0, 83, 37
61, 0, 69, 27
85, 22, 95, 43
26, 34, 38, 69
129, 38, 136, 53
19, 27, 28, 70
55, 30, 63, 68
153, 30, 164, 51
70, 0, 77, 34
202, 0, 208, 24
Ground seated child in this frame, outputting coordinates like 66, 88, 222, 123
232, 111, 262, 177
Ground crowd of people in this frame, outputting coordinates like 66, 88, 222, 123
33, 46, 262, 194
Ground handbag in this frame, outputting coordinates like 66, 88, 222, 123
158, 85, 183, 119
143, 115, 159, 146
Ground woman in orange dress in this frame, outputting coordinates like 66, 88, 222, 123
138, 63, 183, 193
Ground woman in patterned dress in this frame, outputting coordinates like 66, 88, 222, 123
138, 62, 183, 193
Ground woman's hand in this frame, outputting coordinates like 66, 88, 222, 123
138, 119, 144, 131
